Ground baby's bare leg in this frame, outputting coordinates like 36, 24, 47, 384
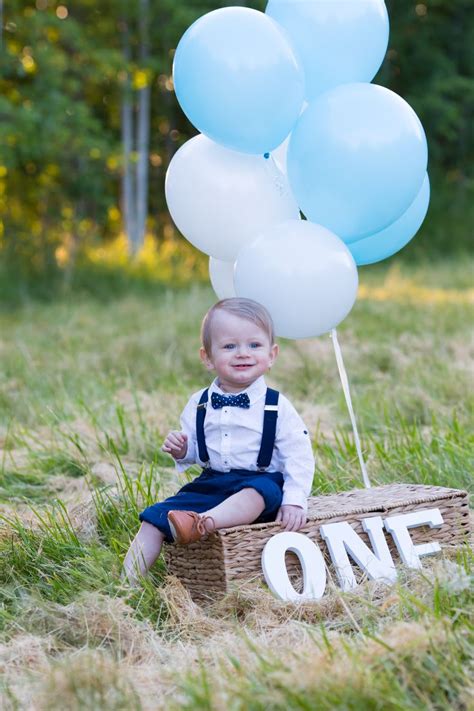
122, 522, 165, 584
203, 488, 265, 530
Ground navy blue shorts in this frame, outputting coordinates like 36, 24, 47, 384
139, 468, 284, 542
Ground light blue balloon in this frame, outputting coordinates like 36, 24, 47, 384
287, 83, 428, 241
266, 0, 389, 101
173, 8, 305, 155
349, 174, 430, 265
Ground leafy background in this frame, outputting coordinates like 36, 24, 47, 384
0, 0, 472, 299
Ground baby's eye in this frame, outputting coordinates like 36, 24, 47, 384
223, 343, 236, 350
250, 342, 262, 349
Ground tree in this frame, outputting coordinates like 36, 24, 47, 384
120, 0, 151, 255
0, 0, 471, 285
0, 1, 121, 280
377, 0, 474, 176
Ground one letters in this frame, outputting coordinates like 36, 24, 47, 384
262, 508, 444, 601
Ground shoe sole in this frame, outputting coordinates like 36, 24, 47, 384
168, 518, 181, 544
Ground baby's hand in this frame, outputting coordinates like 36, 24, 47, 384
162, 431, 188, 460
276, 505, 306, 532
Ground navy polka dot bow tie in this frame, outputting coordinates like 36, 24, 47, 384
211, 392, 250, 409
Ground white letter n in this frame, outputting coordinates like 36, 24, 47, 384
320, 516, 397, 591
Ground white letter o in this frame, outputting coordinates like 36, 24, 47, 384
261, 532, 327, 602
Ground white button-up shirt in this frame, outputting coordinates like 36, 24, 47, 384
175, 376, 315, 512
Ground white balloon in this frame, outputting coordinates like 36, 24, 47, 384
234, 220, 358, 339
165, 134, 300, 261
209, 257, 236, 300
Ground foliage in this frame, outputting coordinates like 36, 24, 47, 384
0, 0, 472, 293
0, 1, 249, 280
379, 0, 474, 176
0, 1, 121, 280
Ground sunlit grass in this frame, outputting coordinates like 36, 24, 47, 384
358, 281, 474, 305
78, 233, 208, 286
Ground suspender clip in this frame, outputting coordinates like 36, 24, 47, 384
264, 405, 278, 411
197, 402, 207, 410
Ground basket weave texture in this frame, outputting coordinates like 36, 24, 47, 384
163, 483, 470, 600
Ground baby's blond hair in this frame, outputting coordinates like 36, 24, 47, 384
201, 298, 275, 355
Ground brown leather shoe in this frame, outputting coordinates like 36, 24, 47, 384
167, 510, 215, 545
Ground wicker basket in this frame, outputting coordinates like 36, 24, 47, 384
163, 484, 471, 601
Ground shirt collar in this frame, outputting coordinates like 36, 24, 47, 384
210, 375, 267, 404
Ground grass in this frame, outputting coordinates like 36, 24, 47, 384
0, 254, 472, 708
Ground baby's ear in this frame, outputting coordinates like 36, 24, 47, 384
199, 346, 214, 370
270, 343, 279, 365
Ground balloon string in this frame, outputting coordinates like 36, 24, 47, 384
330, 329, 371, 489
264, 152, 288, 199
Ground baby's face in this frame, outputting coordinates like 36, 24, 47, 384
200, 311, 279, 393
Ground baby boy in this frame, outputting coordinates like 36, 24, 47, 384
123, 297, 314, 582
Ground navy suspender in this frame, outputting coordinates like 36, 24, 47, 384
257, 388, 279, 470
195, 387, 279, 470
196, 389, 210, 465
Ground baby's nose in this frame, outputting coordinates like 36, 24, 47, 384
236, 345, 251, 356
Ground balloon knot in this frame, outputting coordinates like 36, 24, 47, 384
264, 152, 270, 159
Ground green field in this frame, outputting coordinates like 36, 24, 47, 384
0, 257, 473, 709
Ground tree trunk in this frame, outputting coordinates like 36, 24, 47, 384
120, 18, 137, 252
0, 1, 3, 53
134, 0, 151, 255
